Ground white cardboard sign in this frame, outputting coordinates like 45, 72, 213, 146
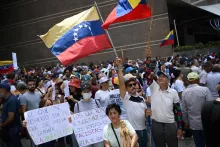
72, 107, 110, 147
24, 103, 73, 145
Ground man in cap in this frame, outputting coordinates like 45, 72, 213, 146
149, 71, 183, 147
0, 83, 23, 147
182, 72, 213, 147
116, 58, 151, 147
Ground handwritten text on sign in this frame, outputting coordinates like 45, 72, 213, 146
24, 103, 73, 145
72, 107, 110, 147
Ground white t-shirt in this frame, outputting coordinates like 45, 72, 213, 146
63, 80, 70, 98
121, 92, 146, 130
172, 79, 185, 93
103, 120, 135, 147
107, 89, 126, 119
145, 87, 151, 97
199, 70, 207, 85
95, 90, 110, 107
150, 81, 179, 123
191, 65, 201, 74
10, 85, 16, 92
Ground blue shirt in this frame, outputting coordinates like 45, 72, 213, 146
2, 94, 21, 128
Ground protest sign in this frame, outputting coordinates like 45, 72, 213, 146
72, 107, 110, 147
24, 103, 73, 145
12, 52, 18, 70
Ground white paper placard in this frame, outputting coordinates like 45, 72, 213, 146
12, 52, 18, 70
72, 107, 110, 147
24, 103, 73, 145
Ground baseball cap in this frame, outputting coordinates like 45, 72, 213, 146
157, 71, 168, 79
123, 73, 136, 82
81, 83, 91, 91
99, 76, 109, 84
125, 67, 135, 73
0, 83, 11, 91
187, 72, 199, 81
69, 78, 80, 88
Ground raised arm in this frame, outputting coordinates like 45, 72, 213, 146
115, 58, 126, 99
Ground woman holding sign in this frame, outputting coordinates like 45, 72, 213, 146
103, 103, 139, 147
23, 98, 72, 147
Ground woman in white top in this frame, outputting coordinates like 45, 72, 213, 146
170, 69, 185, 100
104, 104, 138, 147
36, 79, 46, 95
95, 76, 111, 107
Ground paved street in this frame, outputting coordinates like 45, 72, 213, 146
20, 138, 195, 147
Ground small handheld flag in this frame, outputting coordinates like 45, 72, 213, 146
39, 7, 112, 66
160, 30, 174, 47
102, 0, 152, 30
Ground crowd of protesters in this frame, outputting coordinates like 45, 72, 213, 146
0, 51, 220, 147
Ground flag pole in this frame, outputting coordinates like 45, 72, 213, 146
174, 19, 180, 46
94, 1, 118, 58
146, 0, 155, 58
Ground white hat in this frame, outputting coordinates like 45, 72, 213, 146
165, 62, 172, 66
59, 74, 63, 78
99, 76, 109, 84
123, 74, 136, 82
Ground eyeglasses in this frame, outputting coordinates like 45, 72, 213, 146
128, 83, 136, 88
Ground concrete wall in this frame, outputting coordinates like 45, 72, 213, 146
0, 0, 172, 66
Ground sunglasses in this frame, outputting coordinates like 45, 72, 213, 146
128, 83, 136, 88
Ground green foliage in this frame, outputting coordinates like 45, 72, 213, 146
175, 41, 220, 52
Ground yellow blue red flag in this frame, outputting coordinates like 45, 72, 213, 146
0, 61, 14, 74
40, 6, 112, 65
160, 30, 174, 47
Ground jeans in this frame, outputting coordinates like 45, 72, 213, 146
146, 118, 156, 147
192, 130, 206, 147
6, 127, 23, 147
71, 132, 79, 147
136, 129, 148, 147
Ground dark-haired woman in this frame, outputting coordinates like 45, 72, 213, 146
103, 104, 138, 147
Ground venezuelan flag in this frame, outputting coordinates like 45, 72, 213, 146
0, 60, 13, 66
160, 30, 174, 47
102, 0, 151, 30
40, 7, 112, 65
0, 61, 14, 74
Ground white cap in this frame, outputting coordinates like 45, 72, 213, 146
59, 74, 63, 78
165, 62, 172, 66
99, 76, 109, 84
123, 73, 136, 82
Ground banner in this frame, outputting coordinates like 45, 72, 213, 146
24, 103, 73, 145
72, 107, 110, 147
12, 52, 18, 70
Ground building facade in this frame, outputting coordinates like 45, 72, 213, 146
0, 0, 172, 66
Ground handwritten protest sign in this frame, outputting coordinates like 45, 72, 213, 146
72, 107, 110, 147
24, 103, 73, 145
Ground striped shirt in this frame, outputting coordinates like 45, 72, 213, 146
182, 84, 213, 130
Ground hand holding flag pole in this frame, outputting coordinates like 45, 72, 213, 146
146, 0, 154, 58
94, 1, 118, 58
